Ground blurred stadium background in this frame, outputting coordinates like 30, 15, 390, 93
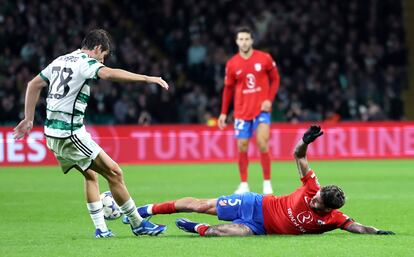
0, 0, 411, 126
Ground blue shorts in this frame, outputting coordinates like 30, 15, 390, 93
234, 112, 270, 139
216, 192, 266, 235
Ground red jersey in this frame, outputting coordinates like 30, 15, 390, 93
221, 50, 280, 120
262, 171, 354, 235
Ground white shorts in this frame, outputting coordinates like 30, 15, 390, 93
46, 131, 102, 173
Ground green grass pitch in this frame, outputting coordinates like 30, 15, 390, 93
1, 160, 413, 257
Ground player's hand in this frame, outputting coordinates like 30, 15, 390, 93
149, 76, 169, 90
218, 114, 227, 130
302, 125, 323, 144
376, 230, 395, 235
261, 100, 272, 112
13, 119, 33, 140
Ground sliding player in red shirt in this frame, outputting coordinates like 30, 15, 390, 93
218, 27, 280, 195
124, 126, 394, 236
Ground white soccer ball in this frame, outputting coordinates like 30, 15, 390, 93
100, 191, 122, 220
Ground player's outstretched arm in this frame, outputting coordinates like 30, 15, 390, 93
345, 222, 395, 235
97, 67, 169, 90
13, 75, 48, 140
294, 125, 324, 178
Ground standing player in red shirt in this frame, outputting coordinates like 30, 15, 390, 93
123, 126, 394, 236
218, 27, 280, 195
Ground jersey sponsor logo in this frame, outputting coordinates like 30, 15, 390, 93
236, 69, 242, 75
242, 86, 262, 94
254, 63, 262, 71
287, 208, 307, 233
297, 211, 314, 224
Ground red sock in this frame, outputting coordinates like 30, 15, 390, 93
238, 152, 248, 182
260, 152, 271, 180
196, 225, 210, 236
152, 201, 176, 214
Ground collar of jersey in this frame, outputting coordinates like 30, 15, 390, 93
74, 49, 90, 58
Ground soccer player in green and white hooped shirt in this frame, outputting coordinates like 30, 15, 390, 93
13, 29, 169, 238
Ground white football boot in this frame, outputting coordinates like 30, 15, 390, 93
234, 182, 250, 194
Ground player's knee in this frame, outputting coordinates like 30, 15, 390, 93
237, 141, 249, 152
107, 173, 124, 185
107, 165, 125, 184
110, 162, 122, 173
257, 138, 269, 152
257, 142, 269, 152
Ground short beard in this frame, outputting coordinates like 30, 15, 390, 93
240, 46, 252, 54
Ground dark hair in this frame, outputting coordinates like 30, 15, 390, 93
320, 185, 345, 209
81, 29, 113, 54
235, 26, 253, 39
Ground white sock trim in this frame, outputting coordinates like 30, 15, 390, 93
86, 201, 107, 231
120, 198, 143, 228
147, 204, 154, 215
263, 180, 272, 185
87, 201, 103, 211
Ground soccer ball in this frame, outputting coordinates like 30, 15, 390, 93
100, 191, 122, 220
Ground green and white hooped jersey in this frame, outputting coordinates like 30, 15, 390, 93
39, 49, 104, 138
